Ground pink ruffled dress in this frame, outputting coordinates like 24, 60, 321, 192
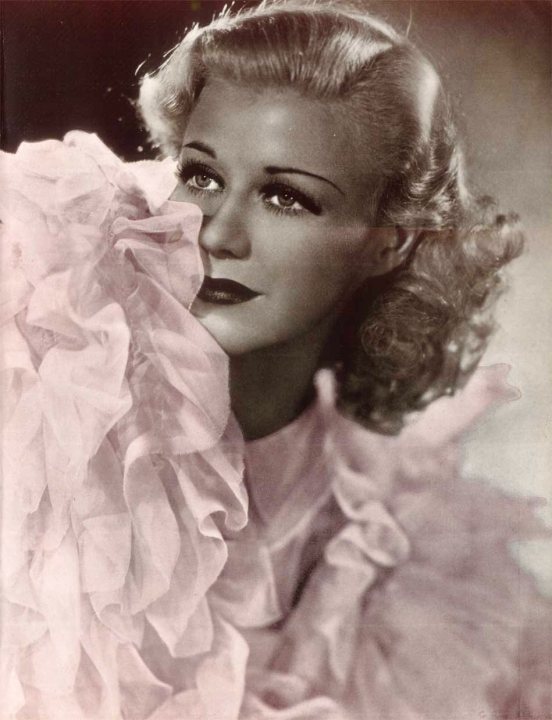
1, 134, 550, 720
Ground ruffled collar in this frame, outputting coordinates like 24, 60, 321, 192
2, 131, 532, 719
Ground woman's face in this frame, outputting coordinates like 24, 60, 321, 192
172, 79, 398, 356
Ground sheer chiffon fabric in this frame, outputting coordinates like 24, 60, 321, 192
1, 134, 550, 719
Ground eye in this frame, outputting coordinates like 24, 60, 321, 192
188, 173, 222, 193
266, 188, 304, 211
177, 161, 224, 195
263, 183, 322, 216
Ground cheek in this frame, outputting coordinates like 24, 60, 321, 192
263, 224, 369, 304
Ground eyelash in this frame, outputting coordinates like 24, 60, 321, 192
176, 160, 224, 196
263, 182, 322, 216
176, 160, 322, 216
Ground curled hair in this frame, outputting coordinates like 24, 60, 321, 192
138, 0, 523, 434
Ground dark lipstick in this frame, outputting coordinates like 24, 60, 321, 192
197, 276, 260, 305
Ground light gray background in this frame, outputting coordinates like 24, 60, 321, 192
370, 0, 551, 589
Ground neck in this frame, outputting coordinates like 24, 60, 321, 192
230, 324, 332, 441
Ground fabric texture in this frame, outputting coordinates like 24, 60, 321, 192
1, 134, 551, 720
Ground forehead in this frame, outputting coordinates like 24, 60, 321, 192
183, 79, 372, 184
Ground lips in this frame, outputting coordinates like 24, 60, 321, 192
197, 276, 260, 305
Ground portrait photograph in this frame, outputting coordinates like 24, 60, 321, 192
1, 1, 551, 718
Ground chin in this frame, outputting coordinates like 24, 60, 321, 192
191, 309, 265, 356
190, 298, 331, 357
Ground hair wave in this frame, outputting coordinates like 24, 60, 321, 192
138, 0, 524, 434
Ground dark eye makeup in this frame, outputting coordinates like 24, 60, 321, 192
176, 159, 322, 216
262, 182, 322, 216
177, 159, 224, 195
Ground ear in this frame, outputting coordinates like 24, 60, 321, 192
361, 225, 419, 278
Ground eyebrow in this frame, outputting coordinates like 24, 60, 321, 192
265, 166, 344, 195
183, 141, 345, 195
184, 141, 216, 157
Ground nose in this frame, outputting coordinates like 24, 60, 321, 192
199, 197, 251, 260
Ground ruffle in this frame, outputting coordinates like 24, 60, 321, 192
1, 133, 248, 719
2, 132, 551, 720
247, 369, 552, 719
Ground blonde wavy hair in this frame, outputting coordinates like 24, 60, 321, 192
138, 0, 523, 433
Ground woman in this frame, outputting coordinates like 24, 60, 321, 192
1, 1, 550, 718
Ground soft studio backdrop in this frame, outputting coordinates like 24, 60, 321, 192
2, 0, 551, 587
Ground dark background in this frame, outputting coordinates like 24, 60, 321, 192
2, 1, 550, 177
1, 0, 256, 159
2, 0, 552, 537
